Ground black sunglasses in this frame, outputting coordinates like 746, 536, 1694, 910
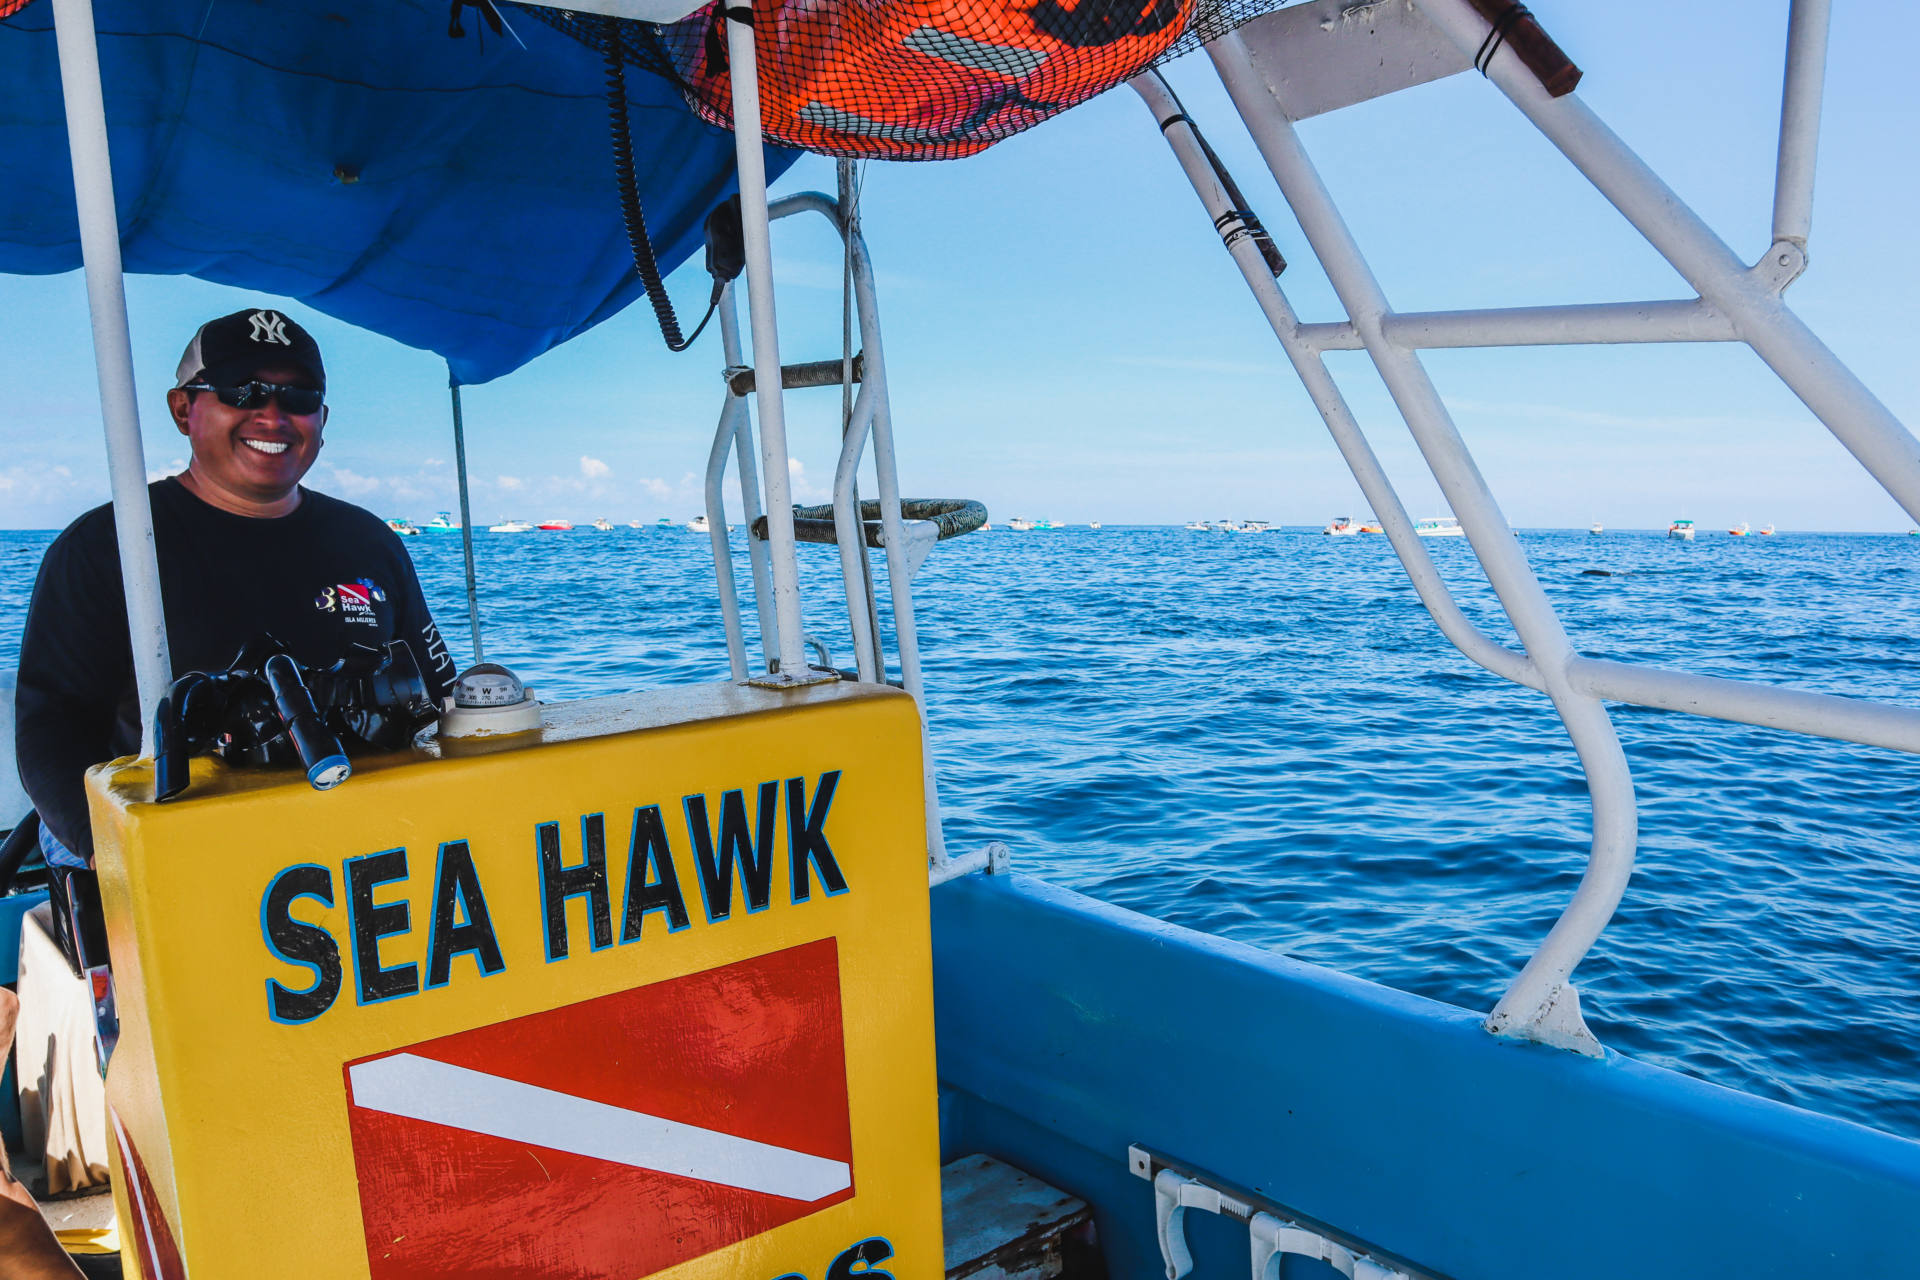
183, 381, 324, 415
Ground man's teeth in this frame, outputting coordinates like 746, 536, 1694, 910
242, 439, 289, 455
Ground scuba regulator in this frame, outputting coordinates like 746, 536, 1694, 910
153, 635, 437, 801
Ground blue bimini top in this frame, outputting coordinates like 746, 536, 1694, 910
0, 0, 794, 384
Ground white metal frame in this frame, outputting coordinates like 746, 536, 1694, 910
1135, 0, 1920, 1053
700, 186, 970, 877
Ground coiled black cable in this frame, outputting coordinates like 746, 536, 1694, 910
1475, 2, 1531, 76
604, 18, 718, 352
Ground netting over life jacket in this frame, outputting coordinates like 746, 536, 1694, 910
659, 0, 1199, 160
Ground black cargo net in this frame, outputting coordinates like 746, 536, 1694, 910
521, 0, 1293, 161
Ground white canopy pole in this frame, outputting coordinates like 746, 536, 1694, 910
724, 3, 813, 683
51, 0, 172, 756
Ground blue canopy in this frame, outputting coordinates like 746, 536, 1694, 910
0, 0, 793, 384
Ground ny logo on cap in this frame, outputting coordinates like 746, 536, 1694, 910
249, 311, 291, 346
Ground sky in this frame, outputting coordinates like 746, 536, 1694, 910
4, 0, 1920, 532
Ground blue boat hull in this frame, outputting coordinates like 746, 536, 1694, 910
932, 873, 1920, 1279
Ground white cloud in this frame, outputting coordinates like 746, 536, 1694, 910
497, 475, 525, 492
580, 455, 612, 480
323, 467, 382, 498
786, 456, 828, 503
641, 476, 672, 500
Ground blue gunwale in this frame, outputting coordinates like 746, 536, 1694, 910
932, 872, 1920, 1280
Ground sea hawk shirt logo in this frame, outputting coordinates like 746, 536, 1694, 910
316, 578, 388, 626
250, 310, 291, 345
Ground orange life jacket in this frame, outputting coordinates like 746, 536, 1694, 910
667, 0, 1196, 159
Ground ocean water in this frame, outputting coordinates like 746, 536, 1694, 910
4, 522, 1918, 1141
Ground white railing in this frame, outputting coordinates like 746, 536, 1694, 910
1136, 0, 1920, 1054
699, 189, 971, 877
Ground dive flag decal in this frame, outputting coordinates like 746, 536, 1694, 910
342, 938, 854, 1279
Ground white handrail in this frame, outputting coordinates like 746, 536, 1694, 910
703, 350, 753, 682
52, 0, 173, 757
1772, 0, 1832, 250
1213, 31, 1638, 1055
1295, 299, 1736, 352
767, 191, 951, 867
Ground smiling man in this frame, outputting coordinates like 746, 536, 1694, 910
13, 308, 458, 868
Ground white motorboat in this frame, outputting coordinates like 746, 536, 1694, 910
383, 517, 419, 537
1323, 516, 1358, 536
487, 519, 533, 534
1414, 517, 1464, 538
686, 514, 711, 533
1589, 522, 1604, 535
590, 517, 614, 531
1668, 518, 1697, 541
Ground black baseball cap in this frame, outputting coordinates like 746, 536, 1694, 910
173, 308, 326, 392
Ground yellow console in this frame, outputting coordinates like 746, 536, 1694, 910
87, 680, 943, 1280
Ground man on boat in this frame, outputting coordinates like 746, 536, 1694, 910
12, 307, 459, 870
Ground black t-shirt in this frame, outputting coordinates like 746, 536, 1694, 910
13, 476, 457, 858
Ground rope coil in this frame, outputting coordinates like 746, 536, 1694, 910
751, 499, 989, 547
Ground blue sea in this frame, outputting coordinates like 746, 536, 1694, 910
4, 523, 1918, 1140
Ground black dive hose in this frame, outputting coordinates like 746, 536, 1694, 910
604, 19, 722, 352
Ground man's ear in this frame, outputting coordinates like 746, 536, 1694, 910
166, 388, 192, 435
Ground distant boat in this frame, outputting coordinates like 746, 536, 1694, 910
655, 516, 674, 527
488, 519, 533, 534
687, 515, 711, 533
1089, 522, 1102, 530
1009, 518, 1037, 532
1728, 521, 1751, 536
1588, 522, 1604, 535
1036, 519, 1060, 530
1358, 520, 1384, 534
1184, 520, 1208, 531
1228, 520, 1273, 534
1414, 517, 1464, 538
1759, 524, 1776, 535
384, 517, 420, 537
1323, 516, 1358, 536
422, 511, 460, 533
590, 517, 614, 531
1667, 519, 1696, 541
536, 518, 573, 531
628, 520, 643, 529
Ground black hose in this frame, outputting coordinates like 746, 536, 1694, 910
604, 19, 719, 352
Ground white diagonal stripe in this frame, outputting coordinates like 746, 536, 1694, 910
348, 1053, 850, 1202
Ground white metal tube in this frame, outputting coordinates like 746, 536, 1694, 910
1569, 657, 1920, 756
725, 7, 809, 679
1214, 31, 1637, 1052
1131, 73, 1539, 693
1413, 0, 1920, 527
717, 288, 777, 672
52, 0, 172, 758
1772, 0, 1832, 249
831, 381, 882, 683
704, 387, 752, 682
856, 259, 950, 866
837, 162, 885, 677
1296, 298, 1737, 353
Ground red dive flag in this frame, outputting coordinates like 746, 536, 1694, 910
343, 939, 855, 1280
